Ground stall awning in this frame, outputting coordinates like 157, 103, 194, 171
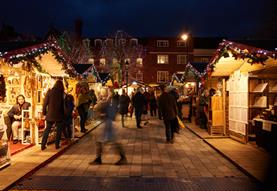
37, 52, 68, 77
207, 40, 277, 77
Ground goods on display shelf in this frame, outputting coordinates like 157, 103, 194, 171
0, 111, 11, 169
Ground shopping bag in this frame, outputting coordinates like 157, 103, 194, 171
177, 116, 185, 128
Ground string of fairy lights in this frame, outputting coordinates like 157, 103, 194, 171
204, 39, 277, 78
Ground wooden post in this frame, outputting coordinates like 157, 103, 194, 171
223, 78, 226, 135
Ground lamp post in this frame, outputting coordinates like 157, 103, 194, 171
125, 60, 129, 94
181, 33, 189, 64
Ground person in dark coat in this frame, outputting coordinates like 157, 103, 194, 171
8, 94, 31, 144
41, 80, 65, 150
158, 85, 178, 144
149, 91, 157, 117
64, 93, 75, 140
199, 89, 209, 129
132, 88, 147, 128
118, 90, 130, 127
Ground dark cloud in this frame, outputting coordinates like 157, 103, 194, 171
1, 0, 276, 38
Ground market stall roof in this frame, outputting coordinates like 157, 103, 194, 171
72, 64, 93, 74
0, 40, 75, 77
206, 40, 277, 77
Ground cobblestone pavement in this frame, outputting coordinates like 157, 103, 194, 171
11, 116, 263, 190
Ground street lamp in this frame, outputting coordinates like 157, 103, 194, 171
181, 33, 189, 64
125, 60, 129, 94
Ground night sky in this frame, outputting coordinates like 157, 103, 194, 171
1, 0, 277, 38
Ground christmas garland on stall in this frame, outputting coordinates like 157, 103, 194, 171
2, 41, 76, 76
204, 40, 277, 78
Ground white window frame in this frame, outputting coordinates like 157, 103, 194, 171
94, 39, 102, 47
157, 71, 169, 83
157, 55, 169, 64
131, 38, 138, 46
177, 40, 187, 47
157, 40, 169, 47
177, 55, 187, 64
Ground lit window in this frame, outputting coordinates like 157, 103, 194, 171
157, 71, 169, 83
136, 58, 143, 66
177, 40, 187, 47
177, 55, 187, 64
157, 40, 169, 47
100, 58, 106, 66
88, 58, 94, 64
157, 55, 169, 64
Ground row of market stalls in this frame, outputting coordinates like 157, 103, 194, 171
0, 40, 77, 168
167, 39, 277, 151
204, 40, 277, 150
0, 40, 108, 169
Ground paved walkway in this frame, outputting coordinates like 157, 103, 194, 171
185, 122, 271, 182
8, 116, 263, 190
0, 120, 102, 191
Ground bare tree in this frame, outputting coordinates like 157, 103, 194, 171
99, 30, 145, 86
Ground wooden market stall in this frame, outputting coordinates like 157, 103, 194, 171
205, 40, 277, 144
0, 40, 76, 151
171, 62, 207, 122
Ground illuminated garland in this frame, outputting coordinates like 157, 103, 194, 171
1, 40, 76, 76
204, 40, 277, 78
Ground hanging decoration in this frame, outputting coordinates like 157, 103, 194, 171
1, 40, 76, 76
204, 40, 277, 78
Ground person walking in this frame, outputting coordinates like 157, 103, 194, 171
118, 89, 130, 127
63, 93, 75, 141
132, 88, 147, 129
76, 87, 92, 133
199, 89, 209, 129
158, 85, 178, 144
149, 91, 157, 117
90, 94, 127, 165
41, 80, 65, 150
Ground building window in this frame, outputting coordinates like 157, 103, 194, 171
104, 39, 113, 46
157, 71, 169, 83
94, 39, 102, 47
118, 39, 126, 46
130, 38, 138, 46
177, 55, 187, 64
193, 56, 210, 63
177, 40, 187, 47
157, 40, 169, 47
112, 58, 119, 67
88, 58, 94, 64
136, 58, 143, 66
136, 71, 143, 82
157, 55, 168, 64
100, 58, 106, 66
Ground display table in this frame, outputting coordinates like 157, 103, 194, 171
253, 118, 277, 152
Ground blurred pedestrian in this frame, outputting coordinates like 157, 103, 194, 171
90, 94, 127, 165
